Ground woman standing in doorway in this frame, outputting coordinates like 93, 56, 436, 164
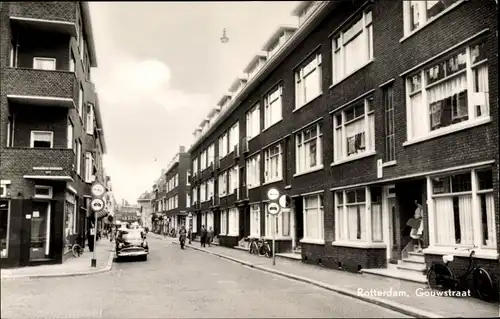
409, 200, 424, 253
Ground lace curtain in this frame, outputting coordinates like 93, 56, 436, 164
347, 204, 366, 240
371, 203, 383, 242
483, 194, 496, 247
434, 195, 473, 245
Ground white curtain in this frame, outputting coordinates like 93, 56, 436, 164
458, 195, 473, 245
434, 197, 455, 245
307, 139, 317, 168
229, 209, 239, 235
427, 72, 467, 104
306, 208, 319, 239
303, 69, 320, 103
347, 205, 361, 240
371, 204, 382, 242
220, 211, 227, 234
333, 50, 343, 82
473, 65, 489, 117
271, 98, 282, 124
484, 194, 496, 247
410, 92, 426, 138
336, 205, 345, 240
335, 127, 343, 160
251, 206, 260, 237
344, 33, 366, 75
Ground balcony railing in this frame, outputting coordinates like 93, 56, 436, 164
1, 147, 75, 179
4, 68, 77, 107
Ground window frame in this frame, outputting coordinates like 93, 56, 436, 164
295, 53, 323, 110
404, 40, 490, 144
86, 103, 94, 135
245, 104, 261, 140
250, 204, 261, 238
264, 202, 291, 238
229, 122, 240, 153
295, 122, 323, 175
218, 171, 228, 197
219, 132, 229, 158
207, 144, 215, 166
33, 57, 56, 71
76, 139, 82, 175
200, 150, 207, 170
228, 166, 239, 194
301, 194, 324, 242
246, 153, 261, 189
30, 131, 54, 148
383, 84, 395, 163
0, 200, 11, 258
331, 10, 373, 85
333, 95, 375, 163
67, 119, 74, 150
228, 207, 239, 236
264, 143, 283, 183
78, 84, 84, 118
220, 210, 228, 235
34, 185, 53, 199
264, 85, 283, 129
84, 151, 94, 183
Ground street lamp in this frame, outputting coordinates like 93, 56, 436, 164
220, 28, 229, 44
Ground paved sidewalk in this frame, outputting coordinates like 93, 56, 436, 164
1, 239, 115, 280
172, 240, 498, 318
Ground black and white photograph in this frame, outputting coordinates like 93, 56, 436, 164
0, 1, 499, 318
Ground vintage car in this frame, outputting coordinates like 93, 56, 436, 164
115, 229, 149, 261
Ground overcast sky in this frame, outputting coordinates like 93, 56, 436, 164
90, 1, 300, 204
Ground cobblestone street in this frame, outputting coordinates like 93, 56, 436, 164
1, 237, 409, 318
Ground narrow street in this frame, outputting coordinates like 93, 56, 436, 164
1, 237, 409, 318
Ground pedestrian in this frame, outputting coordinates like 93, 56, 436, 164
207, 227, 214, 247
188, 226, 193, 244
200, 225, 207, 247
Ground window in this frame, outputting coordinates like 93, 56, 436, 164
30, 131, 53, 148
430, 169, 496, 249
264, 144, 282, 183
220, 210, 228, 235
264, 202, 291, 238
228, 207, 239, 236
33, 57, 56, 70
80, 37, 85, 62
76, 140, 82, 175
295, 123, 323, 174
34, 185, 53, 199
229, 123, 239, 153
246, 104, 260, 139
64, 192, 77, 250
186, 171, 191, 185
6, 116, 13, 147
207, 144, 215, 166
264, 86, 283, 128
200, 150, 207, 170
200, 182, 206, 202
333, 96, 375, 162
219, 133, 228, 158
303, 194, 324, 241
404, 0, 463, 35
207, 178, 214, 200
85, 152, 94, 183
332, 10, 373, 84
193, 158, 198, 174
228, 166, 239, 194
78, 84, 84, 117
67, 120, 74, 149
406, 40, 489, 141
246, 154, 261, 188
383, 85, 395, 162
0, 200, 10, 258
192, 188, 197, 204
174, 195, 178, 208
250, 204, 260, 237
218, 171, 227, 197
69, 53, 75, 72
295, 54, 322, 108
186, 193, 191, 208
371, 187, 383, 242
86, 103, 94, 135
336, 188, 365, 241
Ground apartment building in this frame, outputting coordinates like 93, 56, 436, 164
0, 2, 108, 268
188, 0, 499, 288
137, 191, 154, 230
151, 169, 167, 233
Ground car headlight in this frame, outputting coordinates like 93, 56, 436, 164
142, 241, 148, 247
118, 243, 124, 248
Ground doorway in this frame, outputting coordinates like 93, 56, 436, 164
384, 185, 397, 263
30, 201, 50, 261
293, 197, 303, 250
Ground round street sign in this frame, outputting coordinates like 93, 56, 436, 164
91, 183, 106, 198
278, 195, 292, 209
267, 202, 280, 216
267, 188, 280, 201
90, 198, 105, 212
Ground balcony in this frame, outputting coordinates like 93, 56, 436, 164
8, 2, 77, 36
0, 147, 75, 181
4, 68, 77, 108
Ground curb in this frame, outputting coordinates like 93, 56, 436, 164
181, 242, 442, 319
1, 249, 115, 280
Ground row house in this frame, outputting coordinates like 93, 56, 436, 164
151, 169, 166, 233
187, 0, 499, 290
0, 2, 109, 268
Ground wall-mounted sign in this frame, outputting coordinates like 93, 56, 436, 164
33, 211, 40, 218
26, 214, 31, 219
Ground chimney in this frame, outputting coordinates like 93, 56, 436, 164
179, 145, 185, 153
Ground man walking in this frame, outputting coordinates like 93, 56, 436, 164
188, 226, 193, 244
207, 227, 214, 247
200, 225, 207, 247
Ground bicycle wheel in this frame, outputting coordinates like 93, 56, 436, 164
473, 267, 496, 302
72, 244, 82, 258
427, 264, 454, 290
264, 244, 272, 258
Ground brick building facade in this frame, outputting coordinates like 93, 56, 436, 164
187, 0, 499, 293
0, 2, 108, 268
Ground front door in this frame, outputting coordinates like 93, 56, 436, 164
384, 185, 397, 262
30, 202, 50, 261
293, 197, 303, 250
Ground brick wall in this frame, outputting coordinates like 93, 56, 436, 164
7, 1, 77, 23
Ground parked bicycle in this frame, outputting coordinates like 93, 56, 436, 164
249, 237, 272, 258
71, 234, 84, 258
426, 246, 496, 302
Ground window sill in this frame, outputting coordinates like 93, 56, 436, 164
331, 151, 376, 167
265, 236, 292, 241
293, 93, 323, 113
332, 241, 386, 249
399, 0, 467, 44
293, 165, 324, 178
248, 184, 260, 190
300, 238, 325, 245
423, 246, 499, 260
403, 117, 491, 147
227, 233, 239, 237
329, 60, 374, 90
262, 119, 282, 132
263, 179, 282, 186
284, 185, 291, 189
382, 160, 397, 167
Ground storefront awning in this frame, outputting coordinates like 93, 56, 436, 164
23, 175, 73, 182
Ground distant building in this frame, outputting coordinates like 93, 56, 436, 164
137, 191, 154, 230
115, 203, 141, 225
